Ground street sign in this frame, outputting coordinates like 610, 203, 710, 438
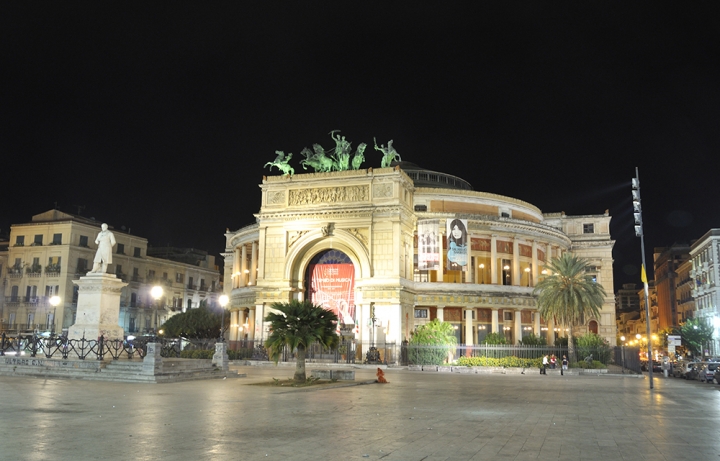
667, 335, 681, 347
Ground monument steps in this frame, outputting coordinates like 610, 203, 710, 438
0, 357, 245, 383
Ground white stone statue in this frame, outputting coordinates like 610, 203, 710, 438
91, 223, 116, 273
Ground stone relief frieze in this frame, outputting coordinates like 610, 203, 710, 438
347, 228, 369, 245
287, 230, 310, 248
288, 185, 369, 206
373, 183, 393, 198
267, 191, 285, 205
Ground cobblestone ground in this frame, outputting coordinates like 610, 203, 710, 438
1, 366, 718, 460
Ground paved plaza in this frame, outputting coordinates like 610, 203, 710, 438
1, 365, 719, 461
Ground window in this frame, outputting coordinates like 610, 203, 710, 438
200, 279, 206, 290
45, 285, 59, 296
116, 243, 125, 254
463, 310, 476, 319
79, 235, 89, 247
414, 309, 428, 318
77, 258, 88, 273
15, 235, 24, 246
148, 269, 156, 280
163, 272, 168, 280
133, 247, 141, 257
187, 299, 192, 309
504, 311, 513, 321
176, 272, 184, 283
583, 223, 595, 234
130, 293, 137, 307
188, 276, 194, 288
33, 234, 43, 245
115, 264, 123, 276
52, 233, 62, 245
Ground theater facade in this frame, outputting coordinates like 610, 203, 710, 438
223, 162, 616, 357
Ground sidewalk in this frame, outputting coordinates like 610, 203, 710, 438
1, 365, 718, 460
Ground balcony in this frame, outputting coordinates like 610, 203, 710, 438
187, 284, 197, 291
131, 276, 144, 283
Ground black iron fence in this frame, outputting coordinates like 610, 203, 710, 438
613, 345, 642, 373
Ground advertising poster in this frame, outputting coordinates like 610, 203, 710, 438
310, 263, 355, 325
446, 218, 468, 271
418, 220, 440, 270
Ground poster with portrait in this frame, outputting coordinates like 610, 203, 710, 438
417, 220, 440, 270
446, 218, 468, 271
309, 263, 356, 325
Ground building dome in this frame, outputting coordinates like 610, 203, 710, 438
391, 161, 473, 191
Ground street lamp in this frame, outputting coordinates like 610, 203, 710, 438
150, 285, 163, 339
620, 336, 626, 374
49, 295, 60, 335
219, 294, 229, 342
479, 263, 485, 284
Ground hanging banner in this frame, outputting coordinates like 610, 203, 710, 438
310, 263, 355, 325
446, 218, 468, 271
418, 220, 440, 270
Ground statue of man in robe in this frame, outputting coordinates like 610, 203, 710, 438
91, 223, 117, 273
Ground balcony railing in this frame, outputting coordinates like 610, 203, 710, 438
187, 284, 197, 290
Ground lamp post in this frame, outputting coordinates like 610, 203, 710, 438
49, 295, 60, 335
219, 295, 229, 342
632, 168, 654, 390
620, 336, 626, 374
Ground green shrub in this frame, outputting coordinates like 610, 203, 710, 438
482, 332, 508, 345
569, 360, 606, 369
575, 333, 612, 364
455, 356, 543, 368
408, 319, 457, 365
179, 347, 254, 360
519, 333, 547, 346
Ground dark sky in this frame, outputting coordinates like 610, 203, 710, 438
2, 3, 719, 290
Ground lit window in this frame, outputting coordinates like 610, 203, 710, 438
583, 224, 594, 234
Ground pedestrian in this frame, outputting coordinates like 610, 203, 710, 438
562, 355, 568, 371
541, 354, 548, 374
550, 354, 557, 369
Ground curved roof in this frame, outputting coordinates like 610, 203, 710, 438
392, 161, 473, 191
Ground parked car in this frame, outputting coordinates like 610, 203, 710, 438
673, 361, 697, 379
701, 362, 719, 383
686, 363, 705, 381
714, 367, 720, 385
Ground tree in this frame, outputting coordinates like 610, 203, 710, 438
676, 318, 713, 358
533, 253, 607, 360
482, 332, 508, 345
407, 319, 457, 365
264, 300, 339, 382
160, 305, 223, 339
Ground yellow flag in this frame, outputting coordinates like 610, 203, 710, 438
641, 264, 647, 283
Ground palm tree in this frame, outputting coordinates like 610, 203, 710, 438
533, 253, 606, 360
264, 300, 340, 382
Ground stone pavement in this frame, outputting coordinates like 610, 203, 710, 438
0, 365, 718, 461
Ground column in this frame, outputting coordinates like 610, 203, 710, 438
531, 241, 538, 287
238, 309, 246, 341
249, 241, 257, 286
490, 235, 497, 284
514, 309, 522, 345
229, 311, 238, 342
234, 248, 241, 289
512, 238, 520, 286
240, 244, 248, 287
248, 308, 256, 341
491, 308, 499, 334
437, 230, 444, 282
464, 308, 474, 345
255, 303, 264, 341
534, 310, 540, 336
436, 306, 444, 322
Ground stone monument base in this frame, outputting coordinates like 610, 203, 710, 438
68, 272, 127, 341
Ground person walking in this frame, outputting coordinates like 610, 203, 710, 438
541, 355, 549, 375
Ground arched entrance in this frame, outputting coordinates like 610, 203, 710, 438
305, 249, 356, 328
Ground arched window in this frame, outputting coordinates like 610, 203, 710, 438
588, 320, 598, 334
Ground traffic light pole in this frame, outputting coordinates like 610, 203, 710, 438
633, 167, 654, 390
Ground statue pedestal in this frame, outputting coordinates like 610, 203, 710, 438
68, 273, 128, 341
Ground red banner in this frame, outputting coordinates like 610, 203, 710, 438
310, 263, 355, 325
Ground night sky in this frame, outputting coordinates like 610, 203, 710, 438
2, 3, 719, 290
